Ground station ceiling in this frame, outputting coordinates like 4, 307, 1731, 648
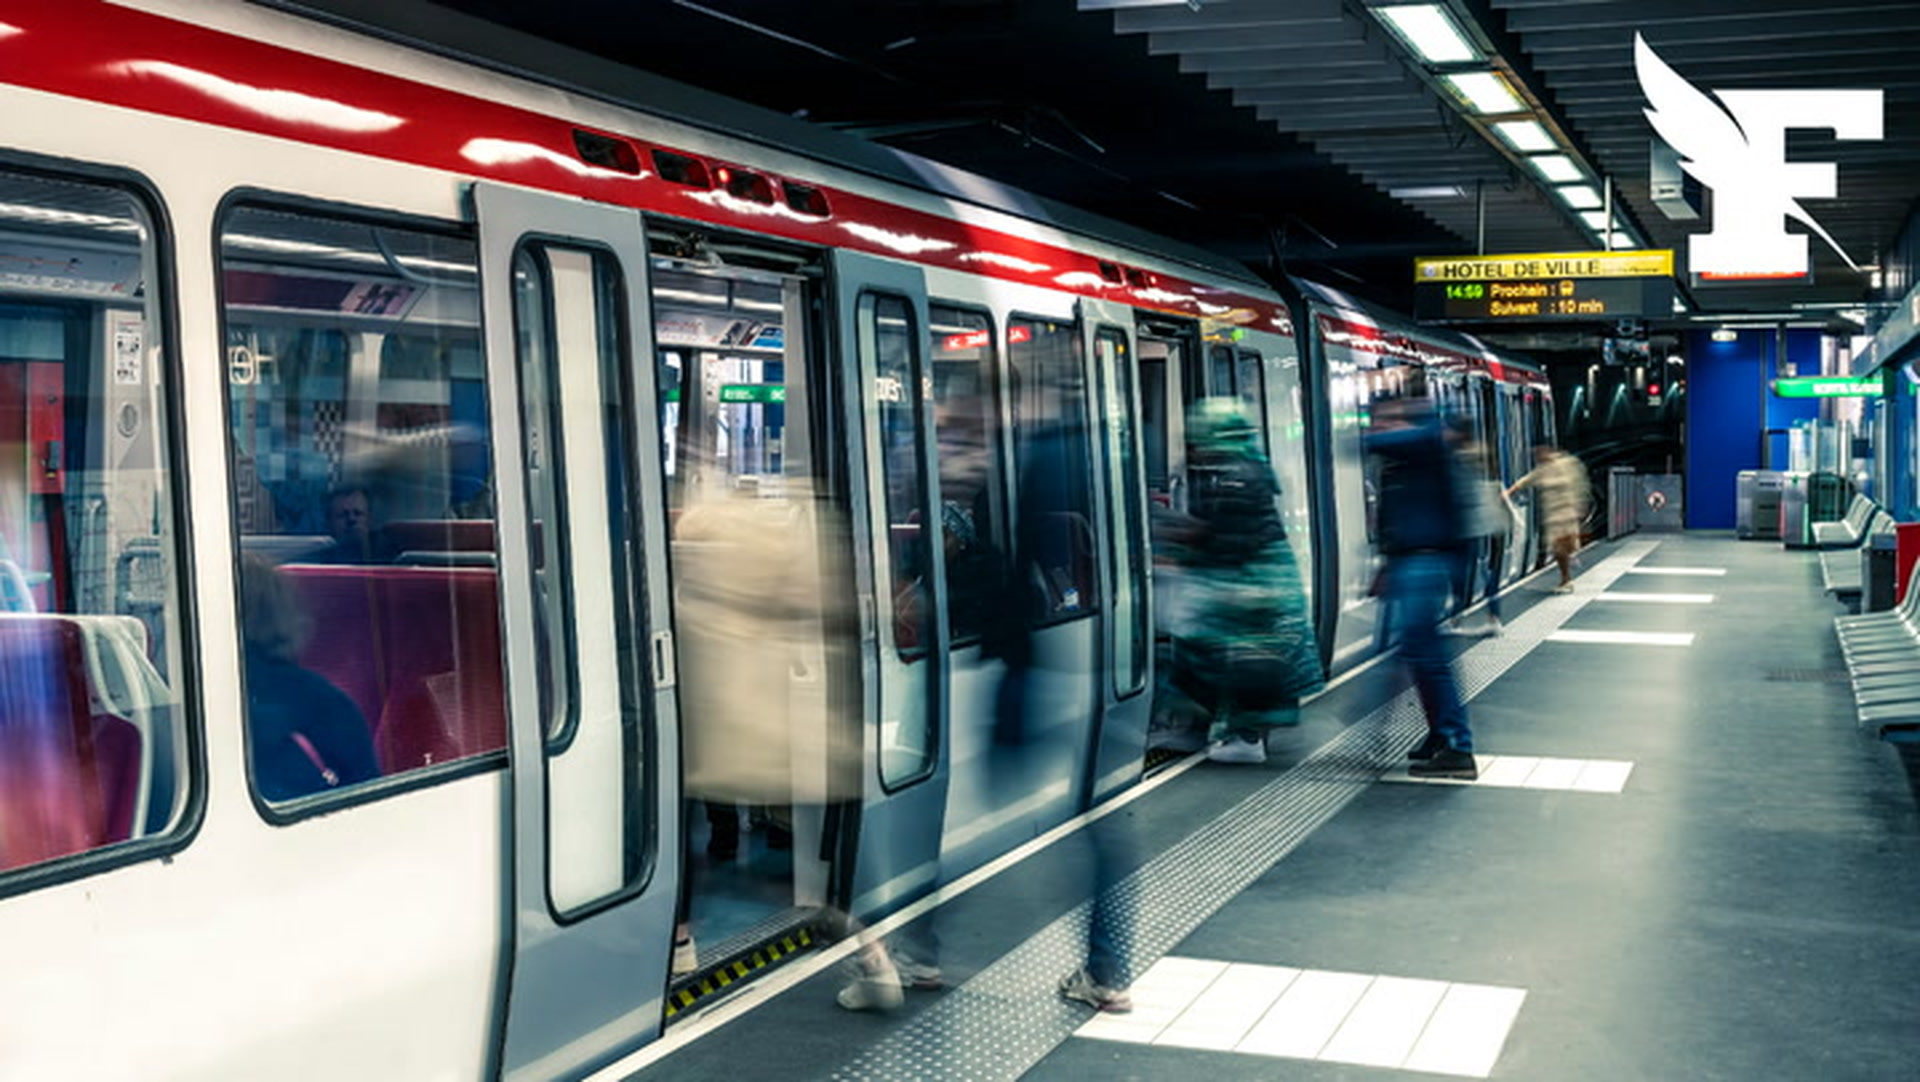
294, 0, 1919, 329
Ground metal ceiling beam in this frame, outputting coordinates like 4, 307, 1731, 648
1537, 63, 1920, 90
1502, 0, 1920, 34
1521, 11, 1920, 51
1144, 21, 1364, 54
1544, 38, 1920, 72
1179, 48, 1393, 74
1206, 67, 1418, 90
1109, 0, 1347, 34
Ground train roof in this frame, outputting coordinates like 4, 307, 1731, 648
260, 0, 1273, 294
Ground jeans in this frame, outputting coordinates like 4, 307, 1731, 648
1084, 812, 1134, 990
1386, 551, 1473, 754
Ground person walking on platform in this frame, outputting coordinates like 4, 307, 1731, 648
1165, 399, 1324, 765
1366, 397, 1477, 780
1508, 443, 1589, 593
1445, 422, 1512, 636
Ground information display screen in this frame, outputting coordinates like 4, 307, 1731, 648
1412, 249, 1675, 324
1415, 277, 1673, 321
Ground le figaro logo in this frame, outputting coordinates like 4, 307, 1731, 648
1636, 33, 1882, 280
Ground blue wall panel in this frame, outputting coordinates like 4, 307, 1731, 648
1684, 329, 1826, 529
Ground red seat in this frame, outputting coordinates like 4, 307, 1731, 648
279, 565, 506, 774
0, 617, 135, 871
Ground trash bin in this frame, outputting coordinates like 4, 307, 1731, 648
1736, 470, 1784, 540
1865, 531, 1900, 613
1809, 471, 1852, 522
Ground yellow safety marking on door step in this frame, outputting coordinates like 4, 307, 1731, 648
666, 926, 818, 1020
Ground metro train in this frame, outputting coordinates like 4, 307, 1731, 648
0, 2, 1556, 1078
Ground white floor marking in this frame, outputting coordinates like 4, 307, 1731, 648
1381, 755, 1635, 793
1546, 629, 1695, 646
1594, 591, 1715, 604
1624, 566, 1726, 576
1078, 956, 1526, 1078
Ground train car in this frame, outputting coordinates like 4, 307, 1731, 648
0, 2, 1554, 1079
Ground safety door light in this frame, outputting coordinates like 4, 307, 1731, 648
1529, 154, 1583, 183
1492, 119, 1555, 153
1376, 4, 1479, 65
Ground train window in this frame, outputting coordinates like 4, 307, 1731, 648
862, 294, 934, 662
861, 292, 937, 787
0, 169, 192, 880
1209, 344, 1236, 397
1093, 327, 1148, 697
1237, 350, 1269, 456
1007, 316, 1098, 624
219, 203, 504, 813
511, 243, 650, 913
928, 305, 1001, 646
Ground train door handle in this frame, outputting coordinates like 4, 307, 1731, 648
651, 630, 676, 689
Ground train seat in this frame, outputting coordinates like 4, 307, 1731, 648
370, 568, 507, 771
383, 519, 495, 555
0, 616, 138, 871
278, 565, 387, 738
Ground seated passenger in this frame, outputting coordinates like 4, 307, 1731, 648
308, 485, 391, 564
239, 555, 379, 801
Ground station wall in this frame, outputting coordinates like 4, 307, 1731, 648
1684, 328, 1824, 529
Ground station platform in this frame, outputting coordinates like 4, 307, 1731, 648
605, 534, 1920, 1082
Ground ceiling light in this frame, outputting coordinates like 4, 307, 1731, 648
1492, 119, 1555, 153
1442, 71, 1523, 115
1579, 210, 1608, 230
1388, 184, 1466, 199
1376, 4, 1478, 65
1712, 328, 1739, 343
1529, 154, 1582, 183
1557, 184, 1603, 210
1606, 232, 1636, 250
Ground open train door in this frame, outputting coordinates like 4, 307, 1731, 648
829, 250, 953, 920
474, 183, 680, 1079
1079, 298, 1153, 800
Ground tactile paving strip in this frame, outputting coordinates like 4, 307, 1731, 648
825, 540, 1661, 1081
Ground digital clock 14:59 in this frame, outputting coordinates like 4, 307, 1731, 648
1444, 282, 1486, 300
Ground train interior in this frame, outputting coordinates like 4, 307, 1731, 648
0, 170, 187, 873
653, 254, 830, 961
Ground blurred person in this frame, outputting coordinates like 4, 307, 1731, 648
1366, 397, 1477, 780
1166, 399, 1324, 765
672, 478, 928, 1009
1445, 421, 1512, 636
309, 485, 385, 564
237, 554, 379, 801
1508, 443, 1589, 593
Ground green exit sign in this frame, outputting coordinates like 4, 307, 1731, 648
1771, 375, 1881, 399
719, 383, 785, 404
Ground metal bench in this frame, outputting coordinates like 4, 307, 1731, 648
1813, 494, 1881, 550
1836, 558, 1920, 742
1820, 514, 1893, 607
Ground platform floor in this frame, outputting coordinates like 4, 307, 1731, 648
609, 533, 1920, 1082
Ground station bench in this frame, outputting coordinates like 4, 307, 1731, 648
1835, 559, 1920, 743
1820, 502, 1891, 608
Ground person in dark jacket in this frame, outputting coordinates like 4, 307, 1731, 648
1171, 399, 1324, 764
238, 555, 380, 801
1365, 397, 1477, 779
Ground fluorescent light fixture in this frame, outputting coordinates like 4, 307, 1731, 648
1557, 184, 1603, 210
1529, 154, 1582, 183
1442, 71, 1523, 114
1579, 210, 1608, 230
1376, 4, 1478, 65
1492, 119, 1555, 152
1712, 328, 1738, 342
1607, 232, 1636, 250
1388, 184, 1466, 199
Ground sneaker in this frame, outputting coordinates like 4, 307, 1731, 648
837, 957, 906, 1012
1207, 733, 1267, 764
1408, 748, 1479, 780
1485, 617, 1504, 637
1059, 967, 1133, 1013
671, 936, 699, 977
1406, 732, 1446, 761
894, 957, 943, 990
1552, 582, 1574, 594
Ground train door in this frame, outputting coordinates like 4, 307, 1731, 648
1081, 299, 1151, 799
1136, 329, 1188, 513
475, 184, 678, 1079
651, 250, 836, 976
831, 251, 952, 918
